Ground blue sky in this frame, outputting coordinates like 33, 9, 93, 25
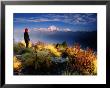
14, 13, 97, 32
13, 13, 97, 43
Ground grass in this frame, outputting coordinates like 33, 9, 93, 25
13, 41, 97, 75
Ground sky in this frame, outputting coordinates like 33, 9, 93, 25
13, 13, 97, 44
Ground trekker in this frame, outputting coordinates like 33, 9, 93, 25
24, 28, 30, 48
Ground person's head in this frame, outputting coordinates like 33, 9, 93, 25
25, 28, 28, 32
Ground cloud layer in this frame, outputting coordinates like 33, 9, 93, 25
14, 13, 97, 25
33, 25, 72, 32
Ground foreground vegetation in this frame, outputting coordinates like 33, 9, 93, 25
13, 41, 97, 75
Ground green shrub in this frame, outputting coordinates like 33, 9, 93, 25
19, 48, 34, 55
14, 42, 25, 54
22, 53, 36, 67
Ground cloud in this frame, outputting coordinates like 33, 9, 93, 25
14, 18, 26, 22
14, 18, 60, 23
14, 13, 97, 25
33, 25, 72, 32
63, 28, 71, 32
69, 14, 96, 24
33, 25, 60, 32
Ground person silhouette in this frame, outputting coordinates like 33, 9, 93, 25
24, 28, 30, 48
